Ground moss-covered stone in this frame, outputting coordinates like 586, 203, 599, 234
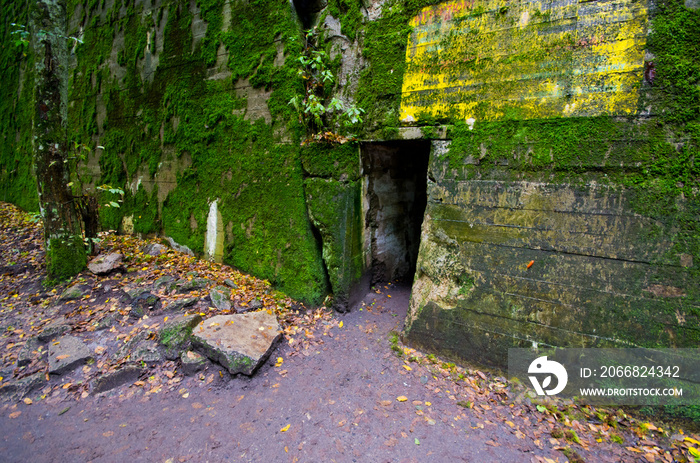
159, 313, 203, 360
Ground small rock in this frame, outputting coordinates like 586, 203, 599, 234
127, 288, 149, 299
191, 312, 281, 376
248, 299, 263, 310
113, 330, 152, 362
179, 278, 210, 293
131, 341, 164, 365
141, 243, 167, 256
224, 279, 238, 289
166, 237, 194, 256
0, 372, 46, 400
59, 286, 85, 301
88, 253, 124, 275
17, 337, 42, 367
180, 350, 208, 375
91, 365, 146, 394
160, 314, 203, 360
154, 275, 176, 293
164, 297, 198, 312
94, 314, 116, 331
49, 336, 93, 375
38, 317, 71, 342
210, 286, 231, 311
129, 292, 162, 318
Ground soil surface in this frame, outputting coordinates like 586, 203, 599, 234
0, 203, 693, 462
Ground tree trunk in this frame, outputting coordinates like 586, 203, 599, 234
31, 0, 86, 279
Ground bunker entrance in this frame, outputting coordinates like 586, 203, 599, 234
362, 141, 430, 287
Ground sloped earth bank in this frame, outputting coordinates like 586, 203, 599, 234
0, 203, 697, 462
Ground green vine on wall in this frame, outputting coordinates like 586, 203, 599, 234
288, 29, 364, 144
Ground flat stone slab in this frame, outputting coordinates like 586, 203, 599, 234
49, 336, 93, 375
191, 312, 281, 376
91, 365, 145, 395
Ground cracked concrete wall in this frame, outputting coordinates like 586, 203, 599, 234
404, 138, 699, 367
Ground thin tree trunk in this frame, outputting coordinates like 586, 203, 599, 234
31, 0, 86, 279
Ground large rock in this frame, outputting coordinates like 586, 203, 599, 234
191, 312, 281, 376
88, 253, 124, 275
49, 336, 93, 375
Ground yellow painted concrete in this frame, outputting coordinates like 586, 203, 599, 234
400, 0, 648, 123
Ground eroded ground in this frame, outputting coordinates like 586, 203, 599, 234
0, 202, 697, 462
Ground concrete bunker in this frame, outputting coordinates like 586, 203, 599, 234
361, 140, 430, 287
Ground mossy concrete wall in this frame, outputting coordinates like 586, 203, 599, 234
402, 0, 700, 367
1, 0, 698, 366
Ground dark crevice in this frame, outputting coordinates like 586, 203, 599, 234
309, 221, 332, 297
292, 0, 326, 30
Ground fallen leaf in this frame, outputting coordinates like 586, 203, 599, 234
397, 396, 408, 402
338, 321, 343, 328
55, 354, 70, 360
23, 398, 32, 405
414, 438, 420, 445
403, 365, 412, 371
103, 431, 114, 437
281, 424, 291, 432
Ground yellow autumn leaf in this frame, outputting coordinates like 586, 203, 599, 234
23, 398, 32, 405
281, 424, 291, 432
505, 420, 515, 428
164, 316, 168, 323
397, 396, 408, 402
275, 357, 283, 367
425, 402, 431, 406
403, 365, 412, 371
686, 437, 700, 446
338, 321, 343, 328
689, 447, 700, 459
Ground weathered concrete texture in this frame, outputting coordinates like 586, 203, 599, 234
48, 336, 93, 375
204, 200, 224, 263
305, 178, 365, 312
404, 144, 699, 367
191, 312, 281, 375
401, 0, 649, 122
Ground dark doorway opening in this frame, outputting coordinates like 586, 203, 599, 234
362, 140, 431, 287
292, 0, 325, 29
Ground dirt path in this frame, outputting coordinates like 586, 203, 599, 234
0, 203, 690, 462
0, 283, 638, 463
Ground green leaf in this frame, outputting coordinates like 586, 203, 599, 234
414, 438, 420, 445
536, 405, 547, 413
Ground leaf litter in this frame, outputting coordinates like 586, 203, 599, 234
1, 202, 700, 461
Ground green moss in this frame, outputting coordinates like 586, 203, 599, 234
46, 235, 88, 281
325, 0, 364, 41
300, 142, 360, 180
